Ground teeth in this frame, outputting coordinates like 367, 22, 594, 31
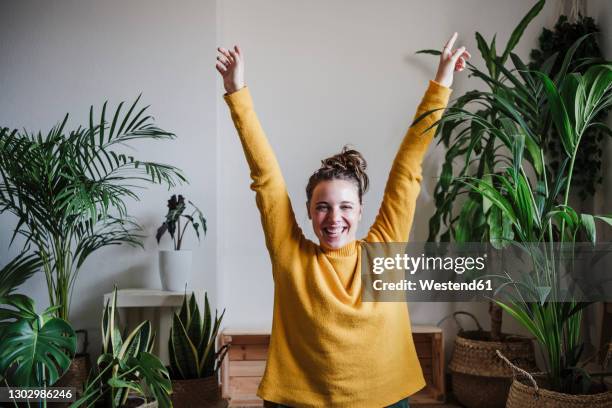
324, 227, 346, 234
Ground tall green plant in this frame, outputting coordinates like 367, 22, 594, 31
0, 97, 186, 320
425, 60, 612, 393
530, 15, 609, 199
422, 0, 546, 245
169, 292, 228, 380
419, 0, 547, 340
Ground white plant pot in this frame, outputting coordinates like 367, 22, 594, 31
159, 250, 193, 292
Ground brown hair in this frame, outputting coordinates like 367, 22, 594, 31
306, 146, 369, 207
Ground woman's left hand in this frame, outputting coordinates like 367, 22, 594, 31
434, 32, 471, 88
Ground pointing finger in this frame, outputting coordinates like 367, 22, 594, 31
443, 32, 458, 53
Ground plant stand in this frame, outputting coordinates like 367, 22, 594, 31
102, 289, 205, 364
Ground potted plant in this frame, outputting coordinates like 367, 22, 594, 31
0, 294, 76, 390
418, 2, 546, 406
425, 34, 612, 406
0, 96, 186, 321
168, 292, 228, 406
73, 287, 172, 408
0, 98, 185, 393
156, 194, 206, 292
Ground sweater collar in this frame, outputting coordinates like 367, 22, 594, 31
320, 240, 358, 257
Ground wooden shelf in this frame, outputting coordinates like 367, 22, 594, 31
219, 326, 445, 406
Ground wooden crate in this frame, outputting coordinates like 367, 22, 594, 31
219, 326, 445, 407
410, 326, 445, 404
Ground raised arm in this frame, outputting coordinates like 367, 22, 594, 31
217, 46, 302, 258
367, 33, 470, 242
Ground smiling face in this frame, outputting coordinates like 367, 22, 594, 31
307, 179, 363, 249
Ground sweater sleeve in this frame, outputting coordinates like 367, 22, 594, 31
366, 80, 451, 243
224, 87, 302, 259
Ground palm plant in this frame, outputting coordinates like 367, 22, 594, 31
0, 97, 186, 320
422, 47, 612, 392
0, 251, 42, 297
168, 292, 228, 380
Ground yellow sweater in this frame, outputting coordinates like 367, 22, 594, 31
224, 81, 451, 408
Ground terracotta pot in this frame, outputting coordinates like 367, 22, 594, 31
171, 376, 224, 407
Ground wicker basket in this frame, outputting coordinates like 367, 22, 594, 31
448, 312, 537, 408
505, 377, 612, 408
497, 350, 612, 408
171, 375, 222, 407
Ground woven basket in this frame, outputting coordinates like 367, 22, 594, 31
448, 312, 537, 408
171, 375, 221, 407
55, 354, 91, 390
505, 377, 612, 408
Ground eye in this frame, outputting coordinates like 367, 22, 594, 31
316, 205, 329, 211
341, 205, 353, 210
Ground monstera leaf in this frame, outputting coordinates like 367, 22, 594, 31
0, 314, 76, 386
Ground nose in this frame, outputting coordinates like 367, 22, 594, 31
327, 207, 342, 223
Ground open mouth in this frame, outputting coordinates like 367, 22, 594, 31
323, 226, 348, 238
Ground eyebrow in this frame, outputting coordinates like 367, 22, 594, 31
315, 201, 355, 205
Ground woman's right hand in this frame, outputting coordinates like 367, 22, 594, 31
216, 45, 244, 94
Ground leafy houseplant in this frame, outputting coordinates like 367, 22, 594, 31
156, 194, 206, 251
425, 37, 612, 406
0, 294, 76, 389
418, 2, 545, 407
0, 97, 186, 321
530, 14, 609, 200
74, 287, 172, 408
168, 292, 228, 406
156, 195, 206, 292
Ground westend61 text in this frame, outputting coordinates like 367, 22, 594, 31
372, 279, 494, 292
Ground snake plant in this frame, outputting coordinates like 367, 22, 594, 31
169, 292, 228, 380
73, 287, 172, 407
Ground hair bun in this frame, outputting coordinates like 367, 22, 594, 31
306, 145, 370, 205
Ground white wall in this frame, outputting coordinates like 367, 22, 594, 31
216, 0, 560, 339
0, 0, 218, 352
2, 0, 610, 361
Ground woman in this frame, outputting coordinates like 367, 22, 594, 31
216, 33, 470, 408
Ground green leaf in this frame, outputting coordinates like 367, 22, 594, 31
0, 317, 76, 386
535, 72, 575, 156
501, 0, 545, 63
134, 351, 172, 407
416, 49, 441, 56
581, 214, 596, 244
